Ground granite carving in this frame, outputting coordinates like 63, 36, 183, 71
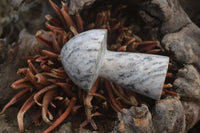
61, 29, 169, 100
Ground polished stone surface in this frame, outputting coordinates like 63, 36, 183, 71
61, 29, 107, 91
61, 29, 169, 100
100, 51, 169, 100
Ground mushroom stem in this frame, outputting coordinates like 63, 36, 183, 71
99, 50, 169, 100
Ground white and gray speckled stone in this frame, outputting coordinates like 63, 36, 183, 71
61, 29, 169, 100
61, 29, 106, 91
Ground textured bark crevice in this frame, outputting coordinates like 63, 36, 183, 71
113, 104, 155, 133
152, 97, 185, 133
140, 0, 200, 132
162, 23, 200, 68
174, 65, 200, 102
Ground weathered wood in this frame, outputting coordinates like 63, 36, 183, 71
152, 97, 185, 133
114, 104, 155, 133
182, 101, 200, 131
174, 65, 200, 101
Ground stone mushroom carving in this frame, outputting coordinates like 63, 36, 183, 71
61, 29, 169, 100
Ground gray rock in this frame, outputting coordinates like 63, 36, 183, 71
68, 0, 96, 15
0, 29, 41, 104
179, 0, 200, 26
0, 39, 6, 63
113, 104, 155, 133
142, 0, 172, 21
160, 0, 191, 34
182, 101, 200, 132
142, 0, 191, 34
162, 23, 200, 68
0, 63, 19, 104
0, 106, 48, 133
56, 122, 73, 133
143, 0, 200, 132
152, 97, 185, 133
0, 107, 19, 133
174, 65, 200, 101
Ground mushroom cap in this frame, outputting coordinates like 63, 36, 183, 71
61, 29, 107, 91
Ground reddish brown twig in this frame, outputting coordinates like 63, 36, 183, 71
56, 82, 76, 97
166, 72, 174, 78
26, 69, 43, 89
17, 93, 36, 132
110, 83, 138, 106
61, 1, 69, 12
42, 50, 59, 60
84, 79, 99, 130
78, 88, 83, 104
162, 89, 180, 98
51, 68, 67, 77
35, 73, 50, 86
17, 68, 28, 76
11, 78, 33, 89
138, 42, 158, 52
45, 14, 62, 27
28, 60, 39, 74
47, 78, 63, 84
117, 45, 127, 52
126, 42, 139, 52
60, 7, 78, 35
1, 88, 30, 114
51, 32, 61, 53
42, 72, 64, 79
42, 89, 57, 124
34, 84, 58, 106
89, 92, 106, 101
110, 22, 120, 32
75, 12, 84, 32
43, 97, 76, 133
146, 49, 161, 54
163, 83, 173, 89
36, 30, 53, 50
60, 8, 75, 28
105, 81, 121, 112
69, 26, 78, 36
49, 0, 66, 28
91, 112, 103, 117
72, 105, 82, 114
45, 22, 64, 34
40, 63, 52, 72
35, 56, 48, 63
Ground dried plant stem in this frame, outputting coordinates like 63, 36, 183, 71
17, 93, 36, 132
110, 83, 137, 106
56, 83, 76, 97
43, 97, 76, 133
1, 88, 30, 114
34, 84, 58, 106
49, 0, 66, 28
42, 89, 57, 124
83, 79, 99, 130
105, 81, 121, 112
11, 78, 33, 89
